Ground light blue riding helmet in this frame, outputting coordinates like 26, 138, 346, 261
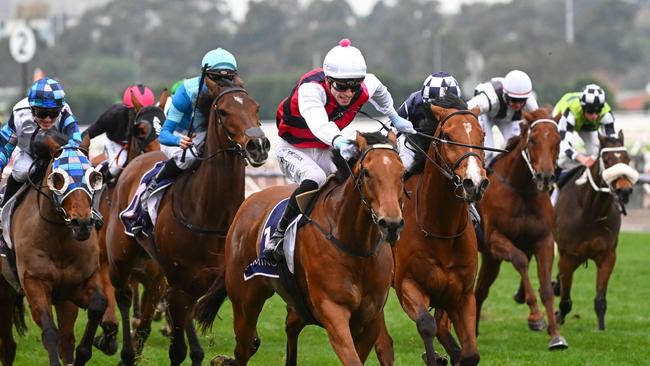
201, 48, 237, 71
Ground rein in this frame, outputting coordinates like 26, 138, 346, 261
169, 86, 253, 235
303, 144, 400, 258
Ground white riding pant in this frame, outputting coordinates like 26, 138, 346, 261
11, 148, 33, 182
103, 140, 127, 176
161, 130, 207, 169
558, 130, 599, 171
275, 138, 336, 187
397, 134, 416, 171
480, 115, 521, 163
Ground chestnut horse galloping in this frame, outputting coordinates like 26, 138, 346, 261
377, 95, 488, 366
474, 108, 568, 350
196, 131, 405, 366
1, 130, 106, 366
88, 91, 167, 357
555, 132, 636, 330
106, 77, 269, 366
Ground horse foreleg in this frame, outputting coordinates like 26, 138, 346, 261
316, 299, 362, 366
353, 312, 384, 364
446, 293, 480, 366
397, 279, 437, 366
94, 262, 118, 356
115, 285, 136, 366
556, 254, 580, 325
0, 278, 18, 366
474, 252, 502, 336
55, 301, 78, 364
374, 312, 394, 366
285, 306, 307, 366
435, 310, 460, 365
594, 249, 616, 331
534, 239, 568, 350
166, 286, 195, 366
74, 285, 108, 366
23, 275, 60, 366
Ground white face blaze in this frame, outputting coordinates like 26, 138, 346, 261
233, 95, 244, 105
382, 156, 392, 166
461, 120, 482, 185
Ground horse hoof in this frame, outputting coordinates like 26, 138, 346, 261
548, 335, 569, 350
211, 355, 236, 366
528, 318, 546, 331
160, 324, 172, 338
420, 351, 448, 365
513, 290, 525, 304
93, 334, 118, 355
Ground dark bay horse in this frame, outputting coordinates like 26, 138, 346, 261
7, 129, 106, 365
89, 90, 167, 357
196, 131, 405, 366
377, 97, 488, 366
554, 131, 636, 330
474, 108, 568, 350
106, 76, 270, 366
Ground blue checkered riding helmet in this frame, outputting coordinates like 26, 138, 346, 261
28, 78, 66, 108
421, 72, 461, 103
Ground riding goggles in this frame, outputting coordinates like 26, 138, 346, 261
32, 107, 62, 119
207, 69, 237, 82
583, 105, 603, 114
329, 77, 364, 92
506, 96, 528, 105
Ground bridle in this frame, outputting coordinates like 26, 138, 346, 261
520, 118, 559, 182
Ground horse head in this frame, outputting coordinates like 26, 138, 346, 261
203, 76, 270, 167
521, 106, 561, 191
351, 131, 405, 245
428, 95, 489, 202
598, 131, 637, 204
131, 105, 163, 155
33, 130, 103, 241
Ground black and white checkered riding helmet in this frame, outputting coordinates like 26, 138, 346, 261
580, 84, 606, 107
421, 72, 461, 103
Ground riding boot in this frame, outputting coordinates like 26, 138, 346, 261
1, 175, 23, 208
140, 159, 183, 211
263, 179, 319, 261
91, 189, 104, 231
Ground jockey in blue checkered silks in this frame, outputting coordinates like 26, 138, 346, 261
0, 78, 82, 208
396, 71, 462, 173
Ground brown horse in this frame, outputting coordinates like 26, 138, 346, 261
376, 96, 488, 366
195, 131, 405, 366
88, 90, 168, 357
5, 129, 106, 365
0, 261, 26, 366
106, 77, 270, 366
554, 131, 636, 330
474, 107, 568, 350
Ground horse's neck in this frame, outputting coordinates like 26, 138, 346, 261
419, 160, 467, 226
496, 139, 533, 190
579, 164, 615, 217
324, 180, 378, 252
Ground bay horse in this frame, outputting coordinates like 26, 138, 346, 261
195, 131, 405, 366
554, 131, 636, 330
0, 262, 26, 366
473, 107, 568, 350
106, 76, 270, 366
6, 129, 106, 365
376, 95, 488, 366
88, 90, 168, 357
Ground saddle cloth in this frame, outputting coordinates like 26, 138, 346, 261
0, 183, 30, 292
243, 198, 302, 280
120, 161, 174, 237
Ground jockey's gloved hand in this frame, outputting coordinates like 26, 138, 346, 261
332, 136, 359, 160
388, 111, 417, 135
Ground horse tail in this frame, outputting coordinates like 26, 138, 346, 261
194, 271, 227, 334
14, 293, 27, 336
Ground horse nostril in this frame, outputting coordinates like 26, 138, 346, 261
262, 137, 270, 151
378, 218, 388, 228
479, 178, 490, 194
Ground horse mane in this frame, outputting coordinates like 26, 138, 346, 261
431, 93, 468, 110
196, 77, 243, 128
332, 131, 391, 184
30, 129, 69, 181
602, 135, 620, 146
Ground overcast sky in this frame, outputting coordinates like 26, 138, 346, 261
224, 0, 510, 21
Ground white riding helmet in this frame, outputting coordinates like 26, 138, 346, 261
580, 83, 606, 107
323, 39, 367, 80
503, 70, 533, 99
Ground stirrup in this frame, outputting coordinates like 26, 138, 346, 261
263, 232, 285, 261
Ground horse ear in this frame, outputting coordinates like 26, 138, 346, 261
355, 132, 368, 152
204, 75, 220, 96
158, 88, 170, 111
429, 104, 447, 121
469, 105, 480, 117
131, 90, 143, 113
45, 135, 62, 155
233, 75, 245, 88
387, 130, 398, 148
618, 130, 624, 144
79, 132, 91, 153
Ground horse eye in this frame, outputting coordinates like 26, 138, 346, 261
362, 170, 371, 178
